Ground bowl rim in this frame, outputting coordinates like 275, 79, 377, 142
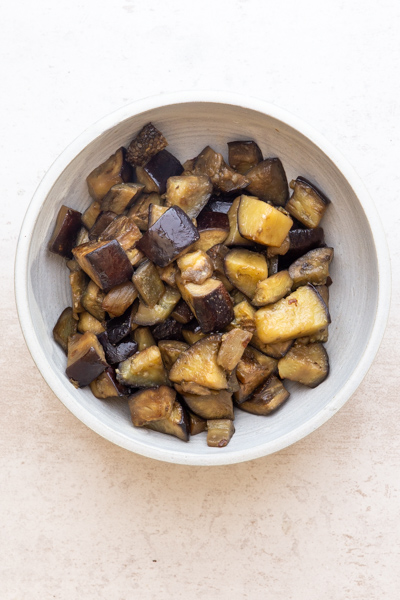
14, 91, 391, 465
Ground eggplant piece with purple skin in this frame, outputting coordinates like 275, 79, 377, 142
86, 147, 132, 202
98, 215, 142, 252
238, 375, 290, 415
288, 247, 334, 289
152, 317, 183, 341
66, 332, 108, 387
234, 347, 278, 404
193, 146, 249, 194
72, 239, 133, 292
180, 390, 234, 420
48, 205, 82, 258
278, 227, 325, 269
171, 299, 193, 324
100, 183, 145, 214
137, 206, 199, 267
158, 340, 189, 370
177, 250, 214, 285
81, 201, 102, 230
135, 149, 183, 195
286, 176, 331, 228
133, 286, 181, 327
278, 341, 329, 387
97, 331, 138, 365
228, 140, 263, 174
88, 211, 118, 241
169, 334, 227, 390
133, 327, 156, 351
203, 197, 233, 214
106, 306, 134, 345
53, 307, 78, 353
165, 175, 212, 218
188, 411, 207, 435
246, 158, 289, 206
127, 192, 163, 231
193, 210, 230, 252
128, 385, 175, 427
117, 345, 169, 388
90, 367, 130, 399
132, 259, 165, 308
102, 281, 138, 318
126, 123, 168, 167
144, 399, 190, 442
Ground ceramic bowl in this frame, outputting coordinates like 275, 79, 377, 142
15, 92, 390, 465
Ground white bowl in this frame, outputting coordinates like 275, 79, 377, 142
15, 92, 390, 465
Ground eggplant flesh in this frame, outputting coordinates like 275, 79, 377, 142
166, 175, 212, 218
231, 300, 256, 333
217, 328, 252, 371
286, 177, 330, 228
81, 280, 106, 321
278, 342, 329, 387
97, 331, 138, 365
177, 250, 214, 285
170, 299, 193, 324
250, 335, 293, 359
252, 271, 293, 307
144, 399, 190, 442
99, 215, 142, 251
128, 386, 175, 427
133, 286, 181, 327
181, 390, 234, 420
72, 239, 133, 292
88, 211, 117, 241
158, 340, 189, 370
126, 122, 168, 167
86, 147, 132, 202
69, 270, 87, 320
48, 205, 82, 258
194, 146, 249, 194
90, 367, 129, 399
177, 276, 234, 334
101, 183, 145, 214
133, 327, 156, 351
245, 158, 289, 206
288, 247, 333, 288
207, 419, 235, 447
132, 259, 165, 308
136, 149, 183, 195
228, 140, 263, 174
169, 334, 227, 391
128, 193, 162, 231
188, 411, 207, 435
66, 332, 108, 387
77, 311, 105, 335
81, 201, 102, 230
238, 375, 290, 415
234, 347, 278, 403
53, 307, 78, 353
102, 281, 137, 318
117, 345, 169, 388
237, 195, 293, 247
224, 248, 268, 299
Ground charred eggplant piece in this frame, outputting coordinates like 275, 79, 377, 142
106, 307, 134, 345
252, 271, 293, 306
78, 311, 105, 335
66, 332, 108, 387
188, 412, 207, 435
230, 300, 256, 333
127, 192, 162, 231
53, 307, 78, 353
117, 345, 169, 387
193, 146, 249, 194
166, 175, 212, 218
132, 259, 165, 308
286, 177, 331, 228
228, 140, 263, 174
224, 248, 268, 299
90, 367, 129, 399
169, 334, 227, 390
136, 149, 183, 195
250, 334, 293, 359
81, 201, 102, 230
171, 299, 193, 324
158, 340, 189, 370
207, 419, 235, 447
128, 386, 175, 427
133, 286, 181, 326
145, 399, 190, 442
133, 327, 156, 351
180, 390, 234, 420
101, 183, 144, 214
255, 284, 330, 344
72, 239, 133, 292
102, 281, 137, 318
69, 270, 87, 320
238, 375, 290, 415
48, 205, 82, 258
86, 147, 132, 201
177, 250, 214, 285
234, 347, 278, 403
278, 341, 329, 387
81, 280, 106, 321
217, 328, 252, 371
237, 195, 293, 247
224, 196, 253, 246
246, 158, 289, 206
288, 247, 333, 288
88, 211, 117, 241
98, 215, 142, 252
152, 318, 183, 341
126, 123, 168, 167
176, 276, 233, 334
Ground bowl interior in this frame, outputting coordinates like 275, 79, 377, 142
22, 100, 380, 464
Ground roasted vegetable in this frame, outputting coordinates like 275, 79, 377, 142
217, 329, 252, 371
252, 271, 293, 306
152, 318, 183, 341
126, 123, 168, 167
166, 175, 212, 218
234, 347, 278, 403
88, 211, 117, 241
75, 227, 90, 247
203, 197, 232, 214
133, 286, 181, 326
86, 147, 132, 201
128, 386, 175, 427
177, 250, 214, 284
148, 204, 169, 228
224, 196, 252, 246
228, 140, 263, 174
90, 367, 129, 399
180, 390, 234, 420
255, 284, 330, 344
250, 334, 293, 359
224, 248, 268, 299
137, 206, 199, 267
278, 341, 329, 387
174, 382, 212, 395
158, 340, 189, 370
280, 227, 325, 267
81, 201, 102, 230
97, 331, 137, 365
267, 256, 279, 276
188, 412, 207, 435
101, 183, 144, 214
81, 280, 106, 321
245, 158, 289, 206
169, 334, 227, 390
133, 327, 156, 351
170, 299, 193, 324
157, 262, 179, 288
286, 176, 331, 228
72, 239, 133, 292
48, 205, 82, 258
207, 419, 235, 447
69, 270, 87, 319
288, 247, 333, 288
98, 215, 142, 251
136, 149, 183, 194
128, 192, 162, 231
145, 399, 189, 442
102, 281, 137, 318
237, 195, 293, 247
66, 332, 108, 387
106, 306, 134, 345
230, 300, 256, 333
193, 146, 249, 193
78, 311, 105, 335
238, 375, 290, 415
117, 345, 169, 387
132, 259, 165, 308
181, 327, 206, 345
53, 307, 78, 353
266, 234, 290, 258
193, 216, 230, 252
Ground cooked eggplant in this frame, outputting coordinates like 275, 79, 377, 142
72, 239, 133, 292
97, 331, 137, 365
86, 147, 132, 201
148, 204, 168, 227
81, 201, 102, 230
245, 158, 289, 206
266, 234, 290, 257
127, 192, 162, 231
206, 419, 235, 447
226, 369, 240, 393
255, 284, 330, 344
205, 198, 233, 214
171, 299, 193, 324
126, 122, 168, 167
286, 176, 331, 228
238, 375, 290, 415
133, 327, 156, 351
237, 195, 293, 247
217, 328, 252, 371
234, 347, 278, 403
136, 149, 183, 194
288, 247, 334, 288
224, 196, 253, 246
53, 307, 78, 353
126, 248, 146, 267
117, 345, 169, 387
230, 300, 256, 332
102, 281, 137, 318
157, 262, 179, 288
137, 206, 199, 267
278, 341, 329, 387
228, 140, 263, 174
176, 276, 234, 334
66, 332, 108, 387
165, 175, 212, 218
69, 269, 87, 319
180, 390, 234, 420
133, 286, 181, 326
250, 334, 293, 359
280, 227, 325, 267
90, 367, 129, 399
177, 250, 214, 285
48, 205, 82, 258
169, 334, 227, 390
193, 146, 249, 194
101, 183, 144, 214
224, 248, 268, 299
193, 226, 229, 252
181, 328, 206, 345
174, 382, 212, 395
196, 210, 230, 233
132, 259, 165, 308
106, 306, 134, 345
252, 271, 293, 306
98, 215, 142, 251
128, 385, 175, 427
88, 211, 117, 241
75, 226, 89, 247
78, 311, 105, 335
188, 411, 207, 435
145, 399, 189, 442
267, 256, 279, 276
152, 318, 183, 342
158, 340, 189, 370
207, 243, 229, 275
230, 289, 248, 305
81, 280, 106, 321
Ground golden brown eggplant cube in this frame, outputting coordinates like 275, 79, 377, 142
66, 332, 108, 387
48, 205, 82, 258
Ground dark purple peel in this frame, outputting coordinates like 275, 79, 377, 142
48, 205, 82, 258
73, 239, 133, 292
171, 300, 194, 324
97, 331, 138, 365
88, 211, 117, 240
90, 366, 130, 399
246, 158, 289, 206
295, 176, 331, 206
136, 149, 183, 194
278, 227, 325, 269
136, 206, 199, 267
196, 210, 230, 233
190, 280, 234, 334
206, 199, 233, 214
66, 332, 108, 387
152, 318, 183, 341
106, 307, 134, 345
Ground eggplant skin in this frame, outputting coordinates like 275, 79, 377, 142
53, 307, 78, 353
144, 399, 190, 442
48, 205, 82, 259
126, 123, 168, 167
238, 375, 290, 415
245, 158, 289, 206
136, 149, 183, 195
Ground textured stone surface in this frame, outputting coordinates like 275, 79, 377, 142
2, 0, 400, 598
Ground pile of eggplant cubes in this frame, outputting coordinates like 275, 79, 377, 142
49, 123, 333, 448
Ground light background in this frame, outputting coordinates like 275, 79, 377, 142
1, 0, 400, 598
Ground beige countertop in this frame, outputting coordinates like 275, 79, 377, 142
1, 1, 399, 598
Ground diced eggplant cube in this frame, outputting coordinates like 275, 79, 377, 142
128, 193, 162, 231
53, 307, 78, 353
166, 175, 212, 218
81, 201, 102, 230
278, 341, 329, 387
99, 215, 142, 251
169, 334, 227, 390
217, 328, 252, 371
158, 340, 189, 370
148, 204, 169, 228
133, 327, 156, 351
86, 147, 132, 201
228, 140, 263, 174
66, 332, 108, 387
286, 176, 331, 228
193, 146, 249, 194
90, 367, 129, 399
128, 386, 175, 427
246, 158, 289, 206
81, 280, 106, 321
237, 195, 293, 247
234, 347, 278, 403
126, 123, 168, 167
144, 399, 190, 442
177, 250, 214, 285
101, 183, 145, 214
224, 196, 253, 246
188, 412, 207, 436
133, 286, 181, 326
48, 205, 82, 258
77, 311, 105, 335
102, 281, 138, 318
88, 211, 117, 241
288, 247, 334, 289
106, 306, 134, 345
132, 259, 165, 308
180, 390, 234, 420
117, 345, 169, 388
72, 239, 133, 292
97, 331, 137, 365
280, 227, 325, 267
224, 248, 269, 299
69, 270, 87, 320
252, 271, 293, 306
152, 317, 183, 341
238, 375, 290, 415
170, 299, 194, 324
136, 206, 199, 267
206, 419, 235, 447
135, 149, 183, 195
